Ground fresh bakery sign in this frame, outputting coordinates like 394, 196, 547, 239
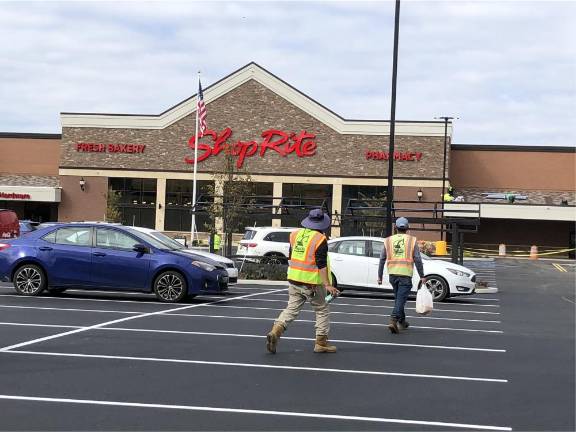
184, 128, 317, 168
74, 143, 146, 154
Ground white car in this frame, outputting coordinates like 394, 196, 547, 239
328, 236, 477, 301
237, 227, 299, 263
131, 227, 238, 283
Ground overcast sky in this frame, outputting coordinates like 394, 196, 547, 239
0, 0, 574, 146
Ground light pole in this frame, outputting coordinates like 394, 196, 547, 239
385, 0, 401, 238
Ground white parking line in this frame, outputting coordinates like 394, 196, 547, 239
237, 298, 501, 314
0, 303, 501, 324
5, 350, 508, 383
0, 323, 506, 352
205, 304, 502, 324
258, 292, 501, 308
0, 288, 287, 352
0, 394, 512, 431
165, 313, 504, 333
0, 305, 141, 315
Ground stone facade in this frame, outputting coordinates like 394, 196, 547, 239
61, 80, 447, 179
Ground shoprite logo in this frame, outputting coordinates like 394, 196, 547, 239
0, 192, 31, 200
184, 128, 317, 168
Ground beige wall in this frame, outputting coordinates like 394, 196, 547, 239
58, 175, 108, 222
0, 137, 61, 176
450, 149, 576, 191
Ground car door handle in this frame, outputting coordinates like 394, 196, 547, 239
39, 246, 53, 251
93, 252, 107, 257
333, 258, 343, 261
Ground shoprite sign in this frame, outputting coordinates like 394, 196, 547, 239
184, 128, 317, 168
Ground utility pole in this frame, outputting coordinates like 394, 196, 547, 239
385, 0, 401, 238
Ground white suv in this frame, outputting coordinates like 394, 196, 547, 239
237, 227, 299, 263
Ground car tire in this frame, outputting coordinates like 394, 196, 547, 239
13, 264, 47, 296
331, 273, 338, 289
425, 275, 449, 302
153, 271, 188, 303
47, 287, 67, 295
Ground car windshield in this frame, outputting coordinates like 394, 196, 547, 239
242, 230, 257, 240
124, 228, 177, 251
149, 231, 186, 250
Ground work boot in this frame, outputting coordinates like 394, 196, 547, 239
398, 319, 410, 331
388, 318, 399, 334
314, 335, 337, 353
266, 323, 285, 354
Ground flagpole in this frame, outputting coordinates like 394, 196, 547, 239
191, 71, 200, 246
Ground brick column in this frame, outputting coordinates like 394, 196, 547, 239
331, 183, 342, 238
272, 181, 283, 228
155, 178, 166, 231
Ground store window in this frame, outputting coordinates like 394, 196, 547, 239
109, 178, 157, 228
281, 183, 332, 230
165, 180, 213, 232
234, 182, 274, 230
341, 185, 388, 237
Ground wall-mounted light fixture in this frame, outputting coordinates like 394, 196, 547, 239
79, 177, 86, 191
417, 188, 423, 201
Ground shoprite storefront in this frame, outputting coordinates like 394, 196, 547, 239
57, 63, 449, 240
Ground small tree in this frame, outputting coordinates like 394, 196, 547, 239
106, 187, 123, 223
203, 148, 253, 256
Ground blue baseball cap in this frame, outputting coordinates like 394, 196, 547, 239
395, 217, 409, 229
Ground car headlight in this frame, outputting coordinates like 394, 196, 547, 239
191, 261, 217, 272
447, 268, 471, 278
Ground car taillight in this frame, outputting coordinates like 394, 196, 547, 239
246, 243, 258, 248
0, 243, 11, 251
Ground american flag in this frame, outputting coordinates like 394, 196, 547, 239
197, 80, 207, 137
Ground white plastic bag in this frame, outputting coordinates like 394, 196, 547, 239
416, 287, 433, 315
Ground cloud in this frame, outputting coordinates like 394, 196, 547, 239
0, 0, 574, 146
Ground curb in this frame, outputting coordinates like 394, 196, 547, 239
476, 287, 499, 294
238, 279, 288, 286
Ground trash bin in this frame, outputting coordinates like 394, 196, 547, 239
435, 240, 448, 256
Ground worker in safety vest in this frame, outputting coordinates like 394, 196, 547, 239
266, 208, 340, 354
213, 232, 221, 253
377, 217, 426, 333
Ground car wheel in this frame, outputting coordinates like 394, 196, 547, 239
331, 273, 338, 288
425, 275, 449, 302
47, 287, 67, 295
153, 271, 188, 303
13, 264, 47, 296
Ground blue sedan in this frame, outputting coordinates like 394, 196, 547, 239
0, 223, 228, 302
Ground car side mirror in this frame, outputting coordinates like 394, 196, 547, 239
133, 244, 150, 254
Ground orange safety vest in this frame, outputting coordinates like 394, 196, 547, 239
385, 233, 417, 277
286, 228, 331, 285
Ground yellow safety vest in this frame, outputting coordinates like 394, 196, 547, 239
443, 193, 454, 202
214, 233, 221, 251
287, 228, 331, 285
385, 233, 416, 277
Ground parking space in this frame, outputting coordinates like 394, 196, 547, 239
0, 258, 573, 431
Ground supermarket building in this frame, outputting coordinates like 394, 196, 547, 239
1, 63, 574, 252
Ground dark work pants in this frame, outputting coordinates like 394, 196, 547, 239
389, 275, 413, 322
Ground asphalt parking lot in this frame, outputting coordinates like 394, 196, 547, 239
0, 258, 573, 431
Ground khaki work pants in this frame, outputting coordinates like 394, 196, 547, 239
275, 282, 330, 336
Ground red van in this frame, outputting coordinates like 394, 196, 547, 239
0, 209, 19, 239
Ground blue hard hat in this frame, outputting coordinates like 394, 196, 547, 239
395, 217, 409, 229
